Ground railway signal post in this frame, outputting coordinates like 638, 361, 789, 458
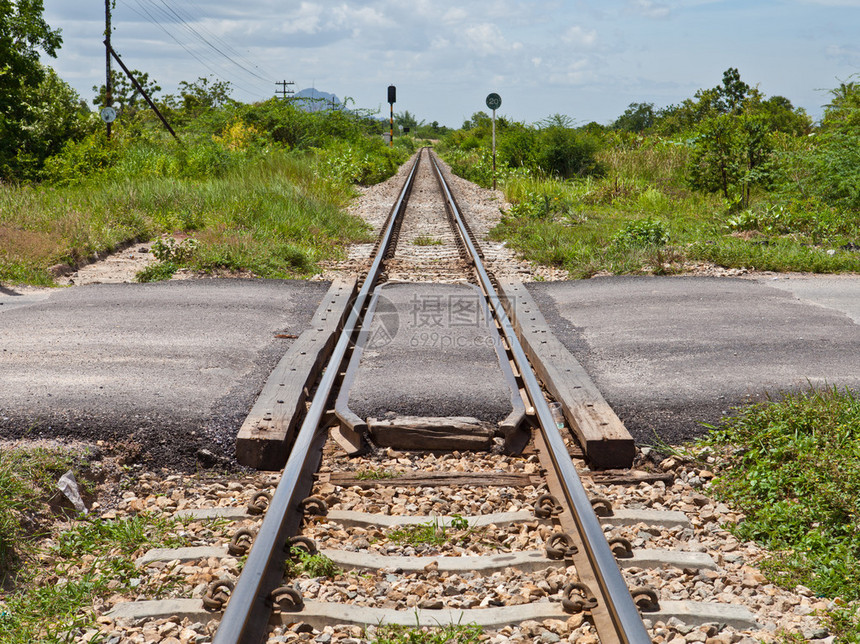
388, 85, 396, 147
486, 92, 502, 189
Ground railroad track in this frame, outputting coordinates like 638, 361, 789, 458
103, 150, 763, 643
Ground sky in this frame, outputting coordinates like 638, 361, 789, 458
41, 0, 860, 128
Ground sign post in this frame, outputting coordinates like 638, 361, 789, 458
486, 92, 502, 189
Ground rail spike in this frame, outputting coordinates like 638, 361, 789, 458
246, 491, 271, 516
269, 586, 304, 612
202, 579, 234, 611
589, 496, 614, 516
545, 532, 579, 560
562, 581, 599, 614
227, 527, 256, 556
300, 495, 328, 517
608, 536, 633, 558
534, 493, 564, 518
630, 586, 660, 611
286, 535, 318, 557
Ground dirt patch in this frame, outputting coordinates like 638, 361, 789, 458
54, 240, 159, 286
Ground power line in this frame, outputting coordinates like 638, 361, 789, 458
174, 0, 274, 82
125, 0, 269, 97
147, 0, 272, 84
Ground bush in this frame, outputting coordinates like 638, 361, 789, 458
612, 217, 670, 248
42, 133, 121, 185
535, 126, 604, 179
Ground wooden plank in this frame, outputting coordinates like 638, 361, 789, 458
367, 416, 494, 451
235, 278, 357, 470
589, 471, 674, 486
498, 279, 635, 469
324, 471, 543, 489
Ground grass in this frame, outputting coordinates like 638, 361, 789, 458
0, 447, 76, 574
368, 623, 483, 644
412, 236, 444, 246
696, 387, 860, 642
0, 445, 190, 644
0, 142, 400, 286
388, 515, 471, 547
285, 548, 340, 579
445, 143, 860, 277
355, 467, 398, 481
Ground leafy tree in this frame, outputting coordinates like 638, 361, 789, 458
753, 95, 811, 136
92, 69, 162, 118
612, 102, 656, 133
687, 113, 772, 208
535, 117, 603, 179
461, 111, 491, 131
0, 0, 64, 178
394, 110, 423, 132
717, 67, 750, 113
821, 79, 860, 131
162, 76, 234, 122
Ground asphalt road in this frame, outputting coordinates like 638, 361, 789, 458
346, 282, 516, 422
0, 279, 329, 468
4, 275, 858, 466
528, 275, 860, 446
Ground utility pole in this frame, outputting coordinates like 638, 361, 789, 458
275, 80, 295, 99
104, 0, 112, 139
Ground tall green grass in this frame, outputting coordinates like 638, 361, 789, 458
1, 145, 383, 285
455, 136, 860, 277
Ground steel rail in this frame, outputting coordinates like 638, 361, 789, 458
213, 151, 423, 644
428, 152, 651, 644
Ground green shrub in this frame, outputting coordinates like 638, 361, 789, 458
612, 217, 670, 248
42, 133, 121, 186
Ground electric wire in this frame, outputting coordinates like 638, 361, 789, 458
135, 0, 268, 93
124, 0, 273, 98
149, 0, 272, 84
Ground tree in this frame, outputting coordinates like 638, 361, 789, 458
612, 103, 656, 133
394, 110, 423, 132
0, 0, 64, 178
92, 69, 162, 118
717, 67, 750, 113
162, 76, 233, 119
535, 116, 603, 179
687, 113, 772, 208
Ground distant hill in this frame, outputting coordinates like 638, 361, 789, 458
291, 88, 341, 112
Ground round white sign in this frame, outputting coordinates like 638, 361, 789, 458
100, 107, 117, 123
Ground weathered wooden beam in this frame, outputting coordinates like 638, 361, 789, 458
235, 278, 357, 470
497, 279, 635, 469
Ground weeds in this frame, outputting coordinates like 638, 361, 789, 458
355, 468, 398, 481
0, 445, 192, 643
698, 387, 860, 610
368, 622, 483, 644
412, 236, 444, 246
388, 515, 474, 547
284, 548, 340, 579
0, 448, 75, 575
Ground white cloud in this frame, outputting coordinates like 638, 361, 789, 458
464, 23, 507, 55
562, 25, 598, 48
825, 43, 860, 62
628, 0, 671, 18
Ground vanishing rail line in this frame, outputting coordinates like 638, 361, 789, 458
210, 149, 652, 644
